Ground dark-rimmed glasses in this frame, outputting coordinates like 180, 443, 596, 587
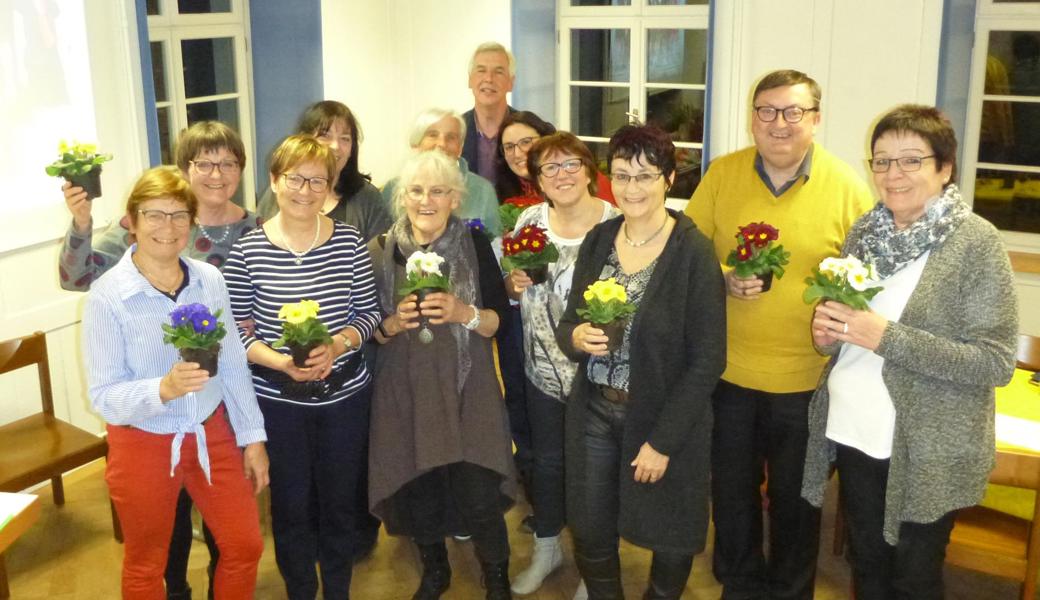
753, 105, 819, 124
538, 159, 583, 178
282, 173, 330, 194
190, 159, 240, 174
611, 171, 664, 187
503, 137, 538, 155
868, 155, 936, 173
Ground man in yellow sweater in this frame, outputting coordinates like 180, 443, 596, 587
686, 70, 873, 599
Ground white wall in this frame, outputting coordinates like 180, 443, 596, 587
0, 0, 148, 433
320, 0, 512, 187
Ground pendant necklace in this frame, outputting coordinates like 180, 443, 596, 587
133, 255, 183, 295
280, 215, 321, 265
623, 213, 668, 248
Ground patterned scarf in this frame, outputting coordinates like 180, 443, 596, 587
378, 214, 480, 392
847, 184, 970, 279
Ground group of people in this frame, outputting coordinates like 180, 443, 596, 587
65, 39, 1020, 600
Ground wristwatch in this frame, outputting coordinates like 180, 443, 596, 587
338, 331, 354, 351
463, 305, 481, 331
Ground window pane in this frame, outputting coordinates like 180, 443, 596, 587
571, 29, 630, 82
646, 88, 705, 143
646, 29, 707, 84
986, 31, 1040, 99
150, 42, 168, 102
974, 169, 1040, 233
186, 98, 239, 128
146, 0, 161, 15
178, 0, 232, 13
670, 147, 702, 199
648, 0, 709, 5
157, 107, 173, 165
978, 99, 1040, 167
181, 37, 237, 98
584, 140, 612, 177
570, 0, 631, 5
571, 86, 630, 138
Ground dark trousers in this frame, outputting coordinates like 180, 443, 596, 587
836, 444, 956, 600
572, 394, 694, 599
525, 380, 566, 537
710, 380, 821, 600
497, 306, 532, 477
261, 388, 371, 600
403, 462, 510, 564
165, 488, 219, 599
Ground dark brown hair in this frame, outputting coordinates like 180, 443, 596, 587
296, 100, 371, 197
494, 111, 558, 199
527, 132, 598, 198
607, 124, 676, 183
752, 69, 822, 107
871, 104, 958, 182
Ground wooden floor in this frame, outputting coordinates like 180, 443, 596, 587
3, 459, 1034, 599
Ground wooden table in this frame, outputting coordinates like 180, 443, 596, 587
980, 368, 1040, 519
0, 493, 40, 599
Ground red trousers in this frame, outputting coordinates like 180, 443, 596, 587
106, 407, 263, 599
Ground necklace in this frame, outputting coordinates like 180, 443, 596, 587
279, 215, 321, 265
623, 213, 669, 248
133, 255, 183, 295
195, 218, 231, 244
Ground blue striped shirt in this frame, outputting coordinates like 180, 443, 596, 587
223, 222, 381, 406
82, 247, 267, 482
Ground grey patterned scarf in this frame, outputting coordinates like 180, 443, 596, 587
378, 215, 480, 392
847, 184, 970, 279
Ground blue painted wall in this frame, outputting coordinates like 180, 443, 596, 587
510, 0, 556, 121
937, 0, 976, 184
136, 0, 160, 165
249, 0, 324, 186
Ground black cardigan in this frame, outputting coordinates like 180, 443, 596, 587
556, 210, 727, 553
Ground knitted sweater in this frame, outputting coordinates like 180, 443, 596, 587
685, 144, 874, 392
801, 214, 1018, 544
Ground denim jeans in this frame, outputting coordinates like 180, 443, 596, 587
525, 380, 566, 537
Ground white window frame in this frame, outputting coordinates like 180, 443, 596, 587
963, 7, 1040, 252
147, 0, 256, 207
557, 1, 710, 204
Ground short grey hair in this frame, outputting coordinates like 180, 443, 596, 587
393, 150, 468, 212
468, 41, 516, 77
408, 108, 467, 149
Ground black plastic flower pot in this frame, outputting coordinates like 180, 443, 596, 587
67, 167, 103, 201
180, 344, 220, 377
597, 319, 627, 352
523, 264, 549, 285
289, 341, 320, 368
757, 271, 774, 292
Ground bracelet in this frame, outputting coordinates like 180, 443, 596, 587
378, 321, 391, 338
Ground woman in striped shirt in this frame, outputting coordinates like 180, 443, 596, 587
223, 135, 381, 599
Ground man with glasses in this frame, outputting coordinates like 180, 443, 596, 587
685, 69, 873, 600
462, 41, 517, 187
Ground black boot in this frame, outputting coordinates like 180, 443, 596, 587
412, 541, 451, 600
481, 560, 512, 600
574, 551, 624, 600
642, 552, 693, 600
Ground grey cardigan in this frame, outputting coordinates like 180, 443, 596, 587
801, 213, 1019, 544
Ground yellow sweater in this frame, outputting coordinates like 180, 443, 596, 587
685, 144, 874, 393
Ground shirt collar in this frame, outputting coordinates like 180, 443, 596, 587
754, 144, 814, 197
114, 245, 201, 301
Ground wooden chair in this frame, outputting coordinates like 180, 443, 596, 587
946, 450, 1040, 600
0, 332, 122, 599
1016, 333, 1040, 371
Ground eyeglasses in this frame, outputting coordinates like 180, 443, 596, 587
190, 159, 240, 175
611, 171, 664, 187
868, 155, 937, 173
282, 173, 330, 194
502, 136, 538, 155
753, 105, 819, 124
538, 159, 584, 178
137, 209, 192, 227
405, 185, 452, 201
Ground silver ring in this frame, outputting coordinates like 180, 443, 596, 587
843, 322, 849, 334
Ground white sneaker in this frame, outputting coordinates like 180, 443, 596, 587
510, 534, 564, 595
572, 579, 588, 600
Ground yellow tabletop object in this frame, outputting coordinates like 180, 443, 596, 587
980, 368, 1040, 520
